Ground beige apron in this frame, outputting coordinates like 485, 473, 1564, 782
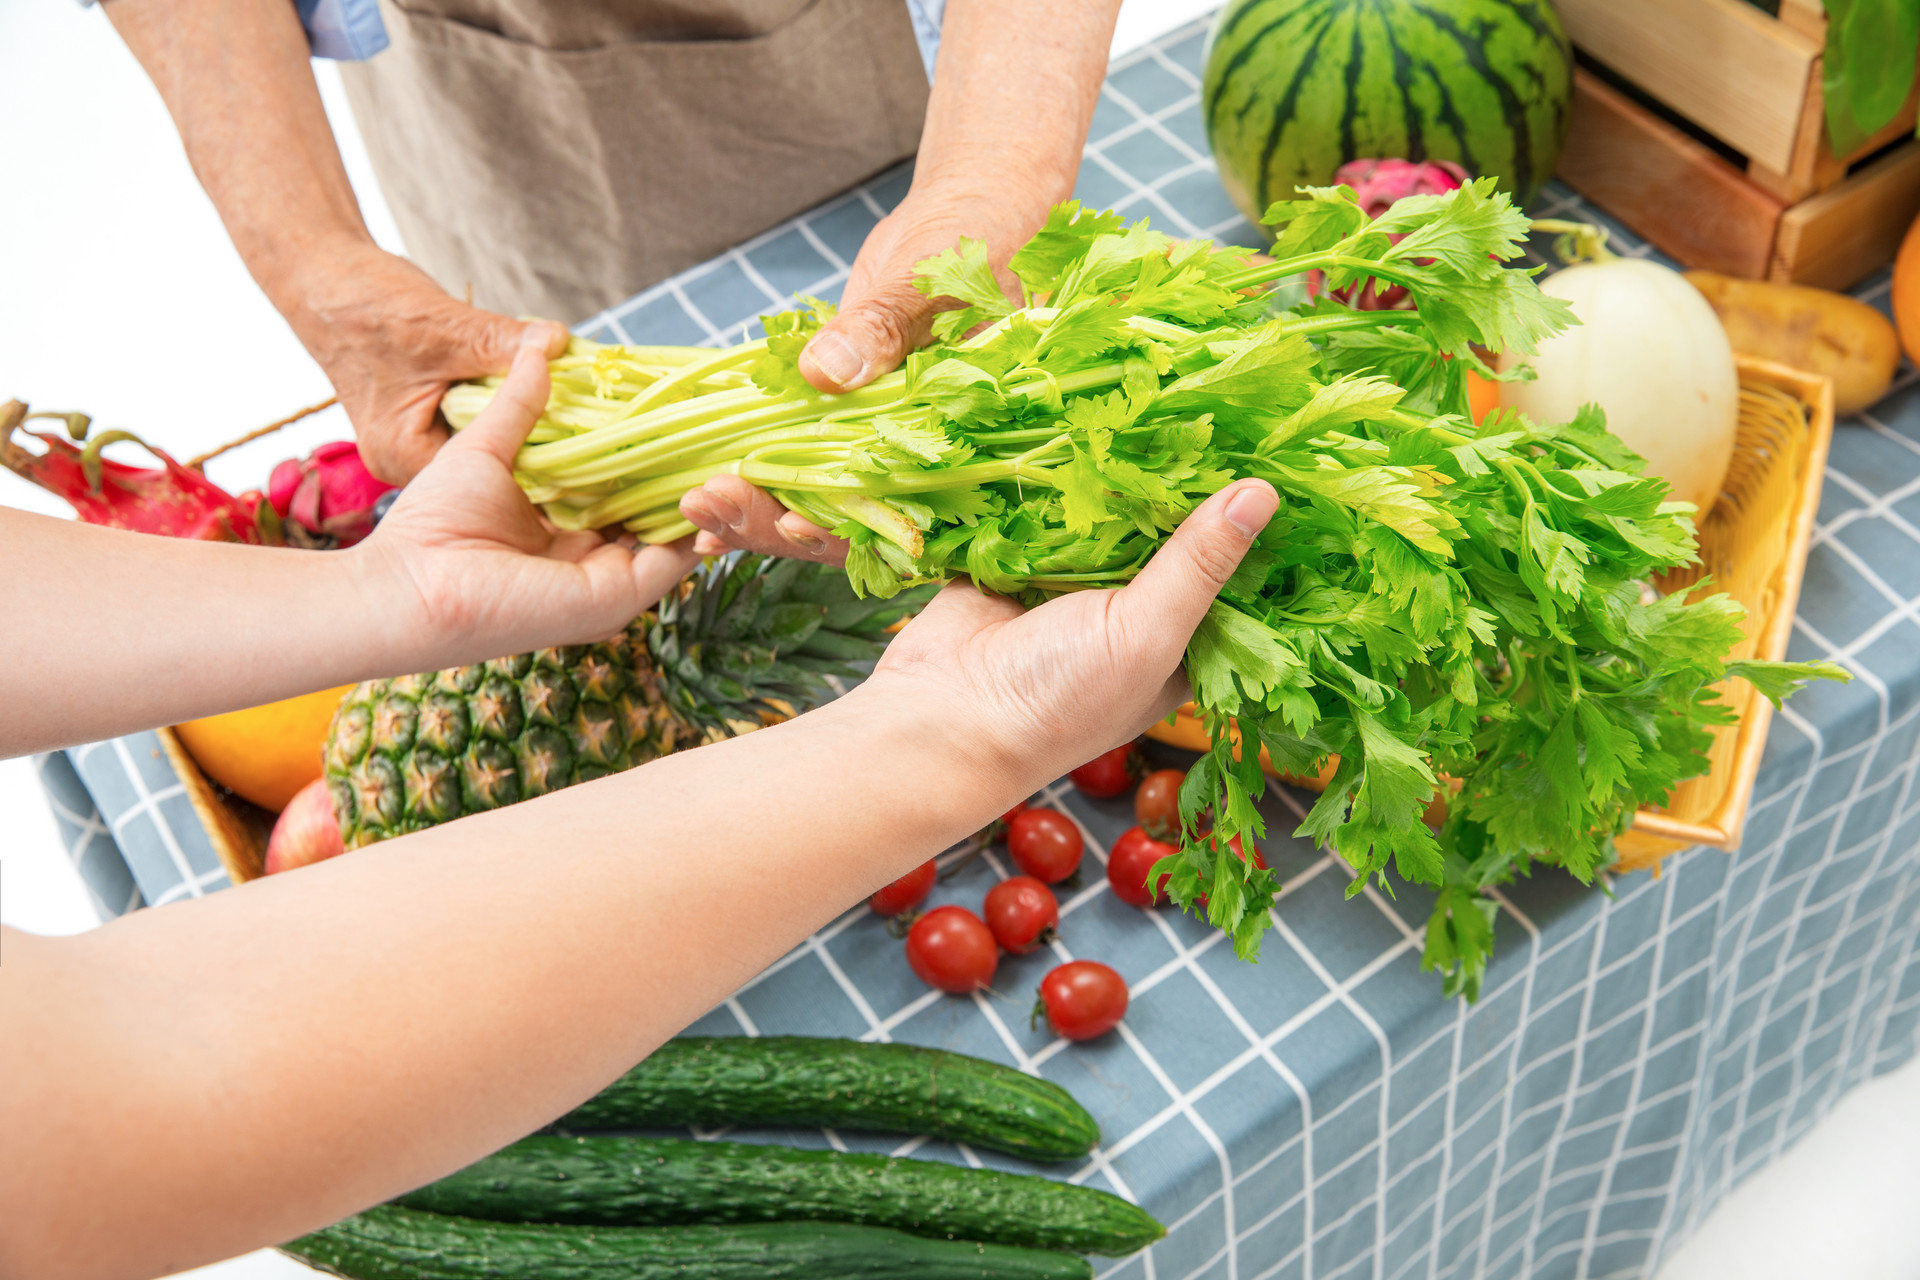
338, 0, 931, 322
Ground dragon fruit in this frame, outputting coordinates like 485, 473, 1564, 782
2, 399, 275, 543
268, 441, 393, 548
1313, 158, 1469, 311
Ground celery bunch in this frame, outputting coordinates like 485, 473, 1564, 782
446, 182, 1844, 997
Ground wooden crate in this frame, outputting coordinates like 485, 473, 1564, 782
1145, 357, 1837, 878
1550, 0, 1920, 289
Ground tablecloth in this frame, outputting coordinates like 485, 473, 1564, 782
42, 15, 1920, 1280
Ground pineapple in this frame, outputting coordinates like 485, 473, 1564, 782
324, 555, 931, 847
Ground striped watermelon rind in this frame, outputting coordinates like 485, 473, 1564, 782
1203, 0, 1573, 225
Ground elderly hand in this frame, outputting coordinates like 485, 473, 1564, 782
290, 243, 572, 485
854, 479, 1281, 795
676, 178, 1058, 563
358, 327, 700, 666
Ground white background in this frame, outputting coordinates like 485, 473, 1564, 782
1, 1, 1915, 1276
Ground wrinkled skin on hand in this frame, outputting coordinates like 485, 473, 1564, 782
290, 243, 569, 485
681, 178, 1065, 562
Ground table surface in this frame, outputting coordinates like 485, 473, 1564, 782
41, 14, 1920, 1280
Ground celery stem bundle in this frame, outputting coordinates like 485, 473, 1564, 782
444, 183, 1844, 997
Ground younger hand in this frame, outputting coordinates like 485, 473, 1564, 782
357, 329, 699, 667
860, 479, 1282, 795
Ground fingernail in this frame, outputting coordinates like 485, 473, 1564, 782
1223, 483, 1278, 536
692, 532, 727, 556
785, 530, 824, 551
518, 323, 554, 353
704, 490, 744, 527
805, 331, 868, 390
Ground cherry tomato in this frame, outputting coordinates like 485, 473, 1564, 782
1006, 808, 1084, 883
1069, 745, 1138, 799
869, 859, 937, 917
1036, 960, 1130, 1041
984, 876, 1060, 954
1133, 768, 1186, 840
1107, 826, 1175, 907
905, 906, 999, 993
1001, 799, 1029, 825
1197, 834, 1267, 910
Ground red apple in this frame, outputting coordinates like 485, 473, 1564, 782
265, 777, 345, 874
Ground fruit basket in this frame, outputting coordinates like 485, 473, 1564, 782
1146, 355, 1837, 876
158, 725, 274, 885
1552, 0, 1920, 287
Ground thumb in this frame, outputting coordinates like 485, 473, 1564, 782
444, 310, 570, 380
798, 280, 933, 393
1113, 479, 1278, 646
444, 327, 553, 465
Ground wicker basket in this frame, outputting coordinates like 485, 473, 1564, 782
1145, 356, 1838, 876
157, 724, 271, 885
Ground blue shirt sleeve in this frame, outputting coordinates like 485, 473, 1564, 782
902, 0, 946, 81
295, 0, 389, 59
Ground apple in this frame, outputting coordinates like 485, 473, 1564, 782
264, 777, 345, 874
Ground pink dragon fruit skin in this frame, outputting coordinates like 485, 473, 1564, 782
1335, 157, 1469, 218
1, 403, 272, 544
1313, 158, 1470, 310
269, 440, 394, 548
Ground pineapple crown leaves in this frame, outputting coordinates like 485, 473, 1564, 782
648, 553, 936, 729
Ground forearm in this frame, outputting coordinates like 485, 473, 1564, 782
0, 688, 1016, 1280
917, 0, 1124, 201
102, 0, 373, 317
0, 508, 414, 756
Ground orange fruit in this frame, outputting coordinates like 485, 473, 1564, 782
1893, 212, 1920, 365
174, 684, 352, 811
1466, 368, 1501, 424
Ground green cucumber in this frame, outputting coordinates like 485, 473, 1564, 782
397, 1134, 1162, 1256
286, 1206, 1093, 1280
562, 1037, 1098, 1161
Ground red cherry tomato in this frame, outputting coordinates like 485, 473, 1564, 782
1107, 826, 1175, 907
905, 906, 999, 993
1197, 834, 1267, 910
1133, 768, 1186, 840
1006, 808, 1084, 883
984, 876, 1060, 954
1037, 961, 1130, 1041
1001, 799, 1029, 825
1069, 745, 1138, 799
869, 859, 937, 917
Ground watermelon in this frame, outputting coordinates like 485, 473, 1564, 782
1202, 0, 1574, 224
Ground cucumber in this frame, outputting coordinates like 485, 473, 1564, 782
561, 1037, 1098, 1162
286, 1205, 1094, 1280
398, 1134, 1163, 1256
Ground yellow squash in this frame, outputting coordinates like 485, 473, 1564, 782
1686, 271, 1897, 417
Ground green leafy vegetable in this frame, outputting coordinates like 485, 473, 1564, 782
1822, 0, 1920, 156
442, 179, 1848, 998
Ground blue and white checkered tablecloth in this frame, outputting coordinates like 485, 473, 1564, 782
42, 16, 1920, 1280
